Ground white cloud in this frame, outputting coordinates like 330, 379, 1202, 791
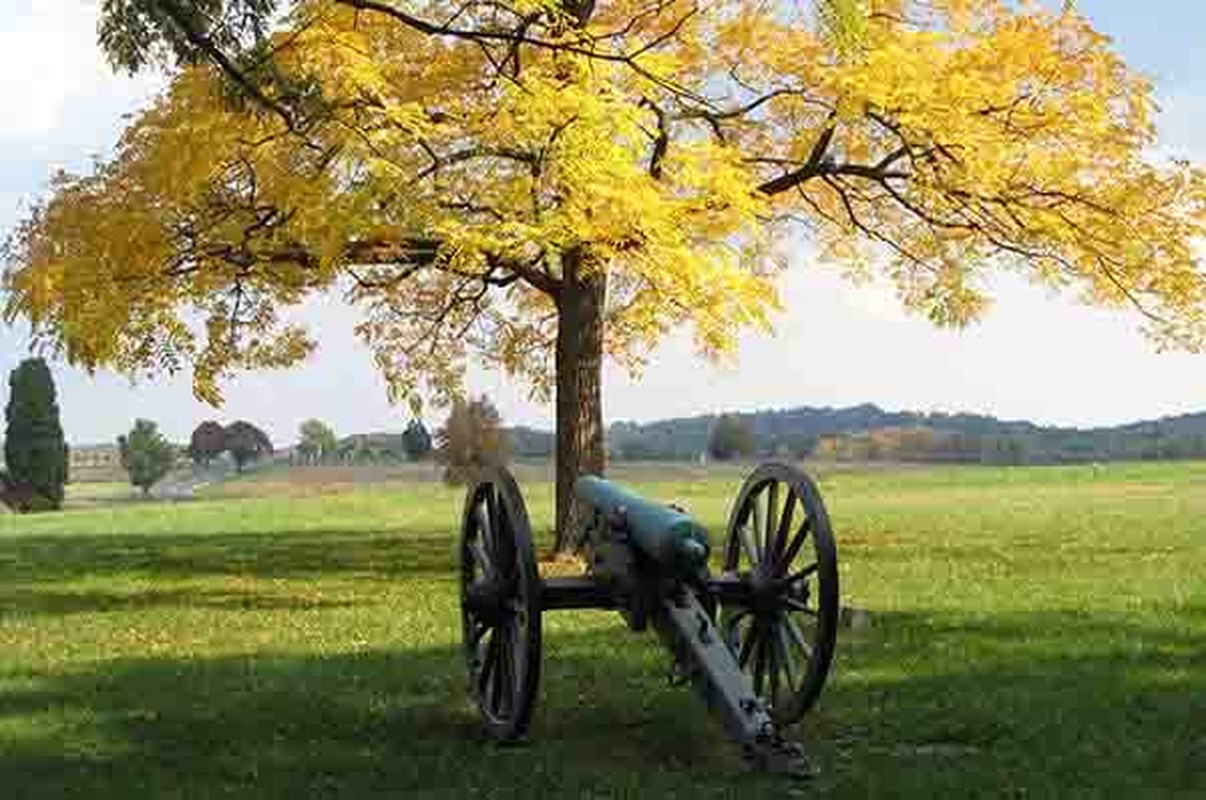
0, 1, 162, 142
0, 2, 105, 137
0, 1, 163, 234
1152, 87, 1206, 162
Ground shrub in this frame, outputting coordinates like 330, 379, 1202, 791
436, 396, 510, 485
118, 419, 176, 495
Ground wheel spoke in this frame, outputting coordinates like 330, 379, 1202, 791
773, 623, 798, 690
486, 489, 500, 551
476, 501, 495, 559
469, 618, 490, 647
770, 490, 797, 569
726, 607, 753, 630
469, 541, 495, 580
723, 608, 752, 653
765, 482, 779, 563
785, 562, 819, 586
751, 495, 765, 563
738, 619, 760, 667
738, 521, 759, 567
784, 615, 814, 661
768, 624, 781, 706
493, 621, 512, 717
752, 624, 769, 696
497, 490, 523, 581
510, 614, 526, 695
778, 517, 813, 574
477, 629, 499, 698
505, 618, 520, 716
782, 594, 816, 615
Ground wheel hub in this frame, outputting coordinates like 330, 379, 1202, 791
748, 570, 782, 616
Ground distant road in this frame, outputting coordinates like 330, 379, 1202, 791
150, 456, 283, 500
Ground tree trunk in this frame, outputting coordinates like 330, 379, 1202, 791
553, 248, 607, 552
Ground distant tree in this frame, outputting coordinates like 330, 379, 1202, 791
118, 419, 176, 495
2, 358, 68, 512
189, 420, 227, 466
350, 435, 376, 464
224, 420, 272, 473
708, 414, 756, 462
436, 396, 511, 485
768, 432, 817, 460
402, 419, 433, 461
297, 419, 337, 464
335, 435, 358, 464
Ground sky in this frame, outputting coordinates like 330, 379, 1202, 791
1, 1, 1205, 445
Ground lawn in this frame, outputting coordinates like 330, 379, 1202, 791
1, 462, 1203, 798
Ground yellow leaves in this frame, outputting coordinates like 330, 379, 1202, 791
510, 0, 563, 15
6, 0, 1206, 406
816, 0, 871, 60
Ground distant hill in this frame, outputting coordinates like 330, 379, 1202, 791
509, 426, 555, 459
603, 404, 1206, 464
258, 405, 1206, 466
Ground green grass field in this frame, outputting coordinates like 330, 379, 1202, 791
1, 462, 1203, 798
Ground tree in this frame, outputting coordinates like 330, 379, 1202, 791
118, 419, 177, 495
708, 414, 756, 462
224, 420, 273, 472
296, 418, 337, 463
189, 420, 227, 466
402, 418, 433, 461
6, 2, 1206, 549
436, 396, 511, 485
2, 358, 68, 512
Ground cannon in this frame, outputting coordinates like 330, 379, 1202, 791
458, 463, 839, 771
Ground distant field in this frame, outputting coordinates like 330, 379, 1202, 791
1, 461, 1202, 798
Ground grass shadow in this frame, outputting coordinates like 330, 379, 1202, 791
813, 607, 1206, 797
0, 634, 757, 799
0, 607, 1202, 798
0, 529, 459, 588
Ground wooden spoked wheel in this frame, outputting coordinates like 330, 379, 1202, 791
459, 466, 542, 741
720, 462, 839, 726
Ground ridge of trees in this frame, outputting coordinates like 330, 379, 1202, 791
598, 404, 1206, 463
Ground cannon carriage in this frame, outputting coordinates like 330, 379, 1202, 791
458, 462, 839, 771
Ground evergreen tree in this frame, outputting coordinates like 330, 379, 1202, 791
2, 358, 68, 512
707, 414, 756, 462
402, 419, 433, 461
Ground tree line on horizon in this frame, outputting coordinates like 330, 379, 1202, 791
503, 404, 1206, 465
611, 405, 1206, 464
200, 400, 1206, 467
284, 397, 507, 485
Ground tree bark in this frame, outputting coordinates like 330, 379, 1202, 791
553, 248, 607, 552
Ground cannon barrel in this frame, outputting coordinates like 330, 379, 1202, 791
574, 475, 710, 576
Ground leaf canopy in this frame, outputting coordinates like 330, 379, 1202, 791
6, 1, 1205, 405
